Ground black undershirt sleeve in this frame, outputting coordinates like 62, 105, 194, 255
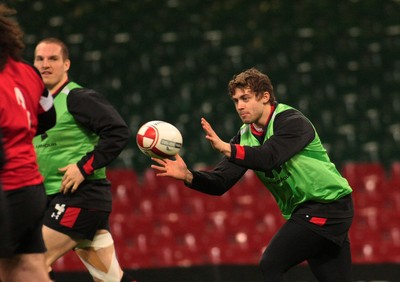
186, 109, 315, 195
229, 109, 315, 171
186, 134, 246, 195
188, 158, 247, 195
36, 89, 56, 136
67, 88, 131, 176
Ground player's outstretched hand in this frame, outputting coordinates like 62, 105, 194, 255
151, 154, 193, 184
201, 117, 231, 157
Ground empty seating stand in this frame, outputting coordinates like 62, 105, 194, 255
89, 163, 400, 269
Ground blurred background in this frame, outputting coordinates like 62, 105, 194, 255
6, 0, 400, 281
9, 0, 400, 173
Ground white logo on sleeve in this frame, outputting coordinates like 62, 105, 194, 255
51, 203, 66, 220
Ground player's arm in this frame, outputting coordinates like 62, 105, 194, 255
151, 131, 246, 195
229, 109, 315, 172
29, 63, 56, 135
188, 159, 247, 195
36, 88, 56, 135
186, 133, 247, 195
67, 88, 131, 177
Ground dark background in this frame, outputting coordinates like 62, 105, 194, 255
6, 0, 400, 174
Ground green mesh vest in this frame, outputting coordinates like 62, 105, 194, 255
33, 82, 106, 195
239, 103, 352, 219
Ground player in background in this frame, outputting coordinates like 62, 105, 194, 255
33, 37, 136, 282
151, 68, 354, 282
0, 4, 56, 281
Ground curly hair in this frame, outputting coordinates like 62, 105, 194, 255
0, 4, 24, 71
228, 68, 276, 103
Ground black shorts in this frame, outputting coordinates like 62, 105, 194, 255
44, 194, 110, 241
0, 187, 11, 257
0, 184, 47, 257
292, 194, 354, 246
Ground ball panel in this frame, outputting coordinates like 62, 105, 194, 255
136, 125, 158, 149
150, 146, 173, 159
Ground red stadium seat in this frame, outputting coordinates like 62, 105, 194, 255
390, 161, 400, 181
117, 245, 152, 269
341, 162, 386, 192
203, 194, 233, 213
108, 169, 140, 199
352, 241, 400, 263
52, 250, 85, 271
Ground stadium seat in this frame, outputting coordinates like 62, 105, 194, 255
341, 162, 387, 192
108, 169, 140, 198
352, 190, 385, 210
390, 161, 400, 181
170, 243, 206, 267
117, 245, 152, 269
218, 243, 261, 265
203, 193, 233, 213
52, 250, 85, 271
352, 241, 400, 264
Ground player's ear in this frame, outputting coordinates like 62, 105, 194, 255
64, 59, 71, 72
262, 91, 270, 104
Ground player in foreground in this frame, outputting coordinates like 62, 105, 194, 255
151, 68, 354, 282
33, 37, 136, 282
0, 4, 55, 281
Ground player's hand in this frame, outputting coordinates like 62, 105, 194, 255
201, 117, 231, 157
59, 164, 85, 194
151, 154, 193, 184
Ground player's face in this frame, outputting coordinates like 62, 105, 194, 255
34, 42, 70, 94
231, 87, 271, 127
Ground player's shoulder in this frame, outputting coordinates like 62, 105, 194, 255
68, 84, 107, 105
6, 58, 41, 78
69, 85, 100, 97
21, 60, 40, 74
275, 105, 308, 123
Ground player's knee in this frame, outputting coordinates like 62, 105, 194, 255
76, 231, 114, 251
76, 232, 122, 282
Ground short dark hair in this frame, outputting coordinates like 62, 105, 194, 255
0, 4, 24, 71
228, 68, 276, 103
35, 37, 69, 61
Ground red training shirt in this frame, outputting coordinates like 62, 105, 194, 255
0, 58, 48, 191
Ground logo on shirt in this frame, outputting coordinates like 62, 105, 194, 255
264, 172, 291, 184
35, 142, 57, 149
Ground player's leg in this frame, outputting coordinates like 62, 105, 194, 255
42, 202, 109, 279
42, 225, 80, 268
0, 253, 50, 281
0, 184, 51, 281
307, 238, 353, 282
75, 229, 133, 282
259, 219, 329, 282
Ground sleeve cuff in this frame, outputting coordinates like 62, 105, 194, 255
231, 144, 245, 160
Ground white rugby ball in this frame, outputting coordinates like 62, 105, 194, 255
136, 120, 183, 159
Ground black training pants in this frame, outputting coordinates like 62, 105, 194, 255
259, 219, 353, 282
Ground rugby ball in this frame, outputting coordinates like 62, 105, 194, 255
136, 120, 183, 159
